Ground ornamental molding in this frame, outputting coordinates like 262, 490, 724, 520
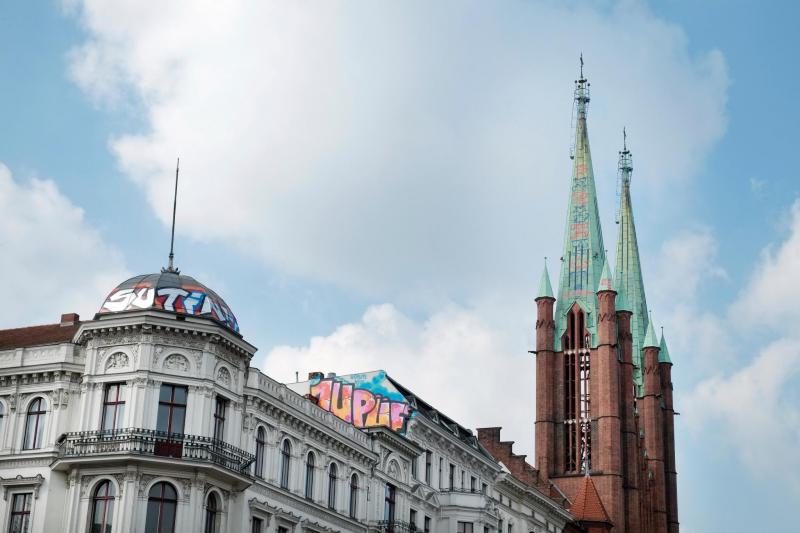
248, 487, 366, 532
163, 354, 190, 372
217, 366, 232, 387
0, 475, 44, 500
104, 352, 130, 372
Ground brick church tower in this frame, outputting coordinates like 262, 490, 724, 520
534, 62, 678, 532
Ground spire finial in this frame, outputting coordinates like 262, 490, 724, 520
163, 157, 181, 274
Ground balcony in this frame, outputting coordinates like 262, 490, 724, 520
371, 521, 417, 533
52, 428, 255, 488
437, 487, 492, 510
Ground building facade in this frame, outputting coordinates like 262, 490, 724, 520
0, 269, 573, 533
532, 68, 678, 532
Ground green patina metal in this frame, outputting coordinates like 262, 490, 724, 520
659, 329, 672, 364
554, 71, 607, 350
538, 260, 555, 299
614, 132, 649, 391
615, 276, 632, 313
643, 316, 659, 349
597, 257, 613, 292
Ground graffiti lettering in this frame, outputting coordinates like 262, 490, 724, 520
309, 375, 413, 433
100, 282, 239, 332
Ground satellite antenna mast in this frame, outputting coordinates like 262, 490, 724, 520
163, 158, 181, 274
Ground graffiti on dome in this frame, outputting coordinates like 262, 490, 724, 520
292, 371, 414, 434
99, 280, 239, 332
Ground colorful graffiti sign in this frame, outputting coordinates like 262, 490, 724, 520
292, 371, 414, 434
98, 273, 239, 332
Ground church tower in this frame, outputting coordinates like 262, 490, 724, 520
534, 60, 678, 532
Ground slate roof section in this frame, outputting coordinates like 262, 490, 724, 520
387, 375, 494, 461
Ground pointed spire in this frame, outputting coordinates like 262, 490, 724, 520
163, 157, 181, 274
614, 130, 649, 389
538, 258, 555, 299
615, 276, 631, 312
597, 257, 613, 292
643, 313, 659, 349
554, 56, 606, 349
570, 475, 612, 524
659, 327, 672, 364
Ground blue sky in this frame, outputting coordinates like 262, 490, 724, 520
2, 1, 799, 531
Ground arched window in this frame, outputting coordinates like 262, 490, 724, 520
145, 482, 177, 533
305, 452, 315, 500
90, 480, 115, 533
327, 462, 337, 509
204, 493, 219, 533
23, 398, 45, 449
280, 440, 291, 489
349, 473, 358, 519
255, 427, 266, 478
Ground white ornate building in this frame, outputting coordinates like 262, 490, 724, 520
0, 270, 575, 533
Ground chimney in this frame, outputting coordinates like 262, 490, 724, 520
60, 313, 79, 327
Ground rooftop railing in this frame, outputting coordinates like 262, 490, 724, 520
55, 427, 254, 477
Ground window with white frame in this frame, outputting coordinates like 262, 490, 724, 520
8, 492, 32, 533
23, 398, 45, 450
101, 383, 126, 431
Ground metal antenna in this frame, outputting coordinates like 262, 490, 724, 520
623, 127, 627, 152
580, 53, 584, 79
164, 158, 180, 274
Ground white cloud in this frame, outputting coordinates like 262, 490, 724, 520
732, 199, 800, 329
646, 228, 732, 377
67, 0, 728, 304
0, 164, 128, 328
263, 301, 537, 458
679, 199, 800, 494
683, 338, 800, 492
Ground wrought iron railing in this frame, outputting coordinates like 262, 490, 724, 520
55, 427, 255, 476
373, 520, 417, 533
438, 487, 485, 494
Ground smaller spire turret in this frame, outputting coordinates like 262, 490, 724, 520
659, 328, 672, 364
643, 313, 659, 349
597, 257, 613, 292
616, 276, 631, 312
537, 258, 555, 299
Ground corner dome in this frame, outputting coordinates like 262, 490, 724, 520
97, 272, 240, 333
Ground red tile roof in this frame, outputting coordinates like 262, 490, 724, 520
570, 475, 611, 524
0, 320, 80, 350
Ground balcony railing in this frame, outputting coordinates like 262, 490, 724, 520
372, 520, 417, 533
55, 427, 255, 477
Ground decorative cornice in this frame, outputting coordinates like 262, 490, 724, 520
0, 474, 44, 500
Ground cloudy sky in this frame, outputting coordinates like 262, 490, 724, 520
2, 1, 799, 530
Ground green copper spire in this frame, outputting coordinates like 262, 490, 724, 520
659, 328, 672, 364
614, 129, 649, 390
554, 58, 607, 349
538, 259, 555, 299
597, 257, 613, 292
643, 315, 659, 349
615, 276, 631, 312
